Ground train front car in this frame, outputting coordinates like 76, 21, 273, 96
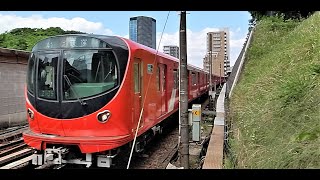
23, 34, 132, 168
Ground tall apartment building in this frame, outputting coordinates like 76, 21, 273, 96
129, 16, 156, 49
163, 45, 179, 59
203, 28, 230, 77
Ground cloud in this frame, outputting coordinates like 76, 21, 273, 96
0, 14, 247, 68
157, 27, 247, 68
0, 14, 114, 35
229, 37, 247, 65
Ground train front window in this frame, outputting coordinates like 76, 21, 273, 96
37, 53, 59, 100
63, 50, 118, 100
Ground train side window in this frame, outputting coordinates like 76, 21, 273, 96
192, 72, 196, 86
134, 63, 140, 93
196, 72, 201, 85
162, 67, 166, 92
177, 69, 179, 89
173, 69, 178, 89
27, 53, 35, 94
157, 66, 160, 91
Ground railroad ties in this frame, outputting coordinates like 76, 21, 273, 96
0, 125, 35, 169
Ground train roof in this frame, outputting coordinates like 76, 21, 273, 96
120, 37, 207, 73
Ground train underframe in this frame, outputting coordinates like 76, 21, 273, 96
31, 124, 164, 168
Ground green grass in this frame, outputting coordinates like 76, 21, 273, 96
227, 13, 320, 168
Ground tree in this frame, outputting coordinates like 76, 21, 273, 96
0, 34, 6, 45
0, 27, 86, 50
16, 39, 28, 50
248, 11, 316, 22
248, 11, 268, 21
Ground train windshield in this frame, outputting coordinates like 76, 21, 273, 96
63, 50, 118, 100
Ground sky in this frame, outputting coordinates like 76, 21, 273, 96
0, 11, 251, 68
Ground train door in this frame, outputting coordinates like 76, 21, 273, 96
133, 58, 143, 129
198, 72, 200, 95
187, 70, 191, 100
34, 51, 65, 136
158, 64, 167, 115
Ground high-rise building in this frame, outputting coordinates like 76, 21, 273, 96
129, 16, 156, 49
163, 45, 179, 59
203, 28, 230, 77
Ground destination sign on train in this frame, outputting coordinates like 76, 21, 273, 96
32, 35, 107, 50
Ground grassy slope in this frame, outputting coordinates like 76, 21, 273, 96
228, 13, 320, 168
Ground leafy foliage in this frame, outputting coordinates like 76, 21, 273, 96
248, 11, 315, 22
0, 27, 86, 51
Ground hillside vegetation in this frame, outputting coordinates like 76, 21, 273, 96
227, 13, 320, 168
0, 27, 85, 51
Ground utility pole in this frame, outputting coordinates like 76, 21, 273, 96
179, 10, 189, 169
208, 33, 213, 110
209, 51, 213, 110
220, 63, 222, 87
209, 51, 212, 92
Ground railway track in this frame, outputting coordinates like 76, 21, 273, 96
0, 125, 28, 143
35, 163, 66, 169
0, 125, 35, 169
118, 96, 212, 169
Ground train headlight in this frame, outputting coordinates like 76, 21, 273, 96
27, 108, 34, 120
97, 110, 111, 123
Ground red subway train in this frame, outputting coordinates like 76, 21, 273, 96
23, 34, 223, 168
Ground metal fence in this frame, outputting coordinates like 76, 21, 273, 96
226, 26, 255, 98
